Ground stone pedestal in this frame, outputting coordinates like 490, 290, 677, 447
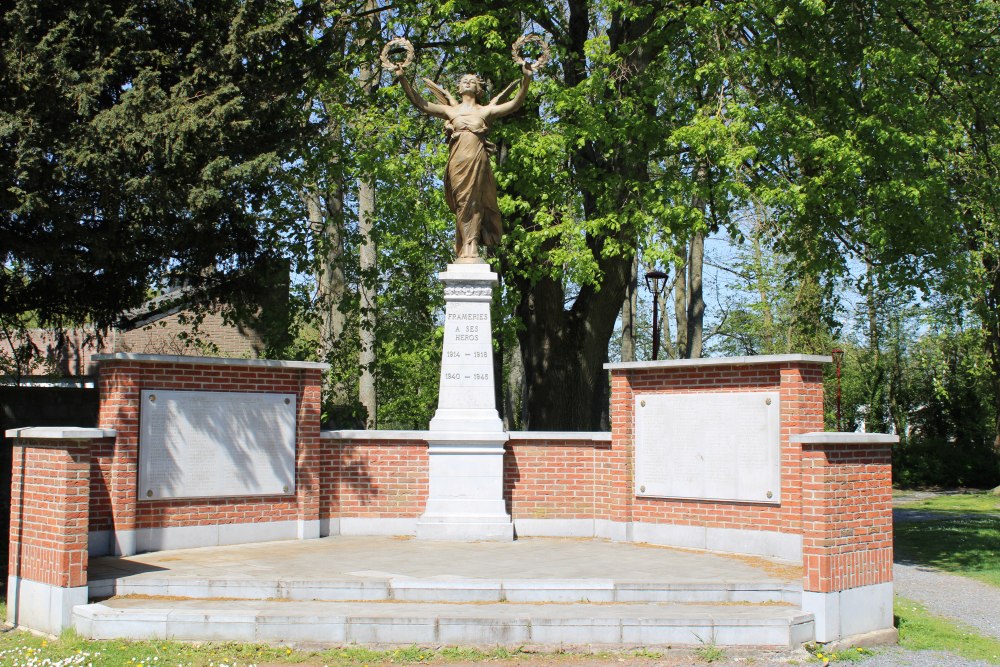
417, 262, 513, 541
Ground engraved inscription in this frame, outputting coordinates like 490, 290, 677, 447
139, 390, 296, 499
437, 298, 495, 409
634, 391, 781, 504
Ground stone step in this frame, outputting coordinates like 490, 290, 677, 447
89, 576, 800, 605
73, 598, 815, 648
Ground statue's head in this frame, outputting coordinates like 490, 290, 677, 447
457, 74, 484, 97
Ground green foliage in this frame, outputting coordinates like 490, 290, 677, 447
895, 327, 999, 489
709, 215, 840, 358
824, 293, 999, 488
1, 0, 332, 329
6, 0, 1000, 440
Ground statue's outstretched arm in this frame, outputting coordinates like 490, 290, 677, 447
396, 69, 451, 119
487, 64, 533, 119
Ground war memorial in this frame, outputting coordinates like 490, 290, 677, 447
6, 37, 896, 649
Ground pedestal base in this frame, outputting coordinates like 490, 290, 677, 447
420, 263, 512, 541
416, 432, 512, 541
415, 516, 514, 541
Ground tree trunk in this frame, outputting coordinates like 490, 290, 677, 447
659, 289, 675, 359
751, 230, 775, 351
686, 231, 705, 359
503, 334, 527, 430
620, 254, 639, 362
356, 3, 379, 428
506, 0, 664, 430
514, 252, 632, 431
304, 184, 347, 402
674, 245, 689, 357
358, 178, 377, 427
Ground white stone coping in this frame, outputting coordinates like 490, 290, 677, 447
322, 430, 429, 441
604, 354, 832, 371
5, 427, 117, 440
322, 430, 612, 444
507, 431, 612, 442
791, 432, 899, 445
92, 353, 329, 371
439, 262, 498, 282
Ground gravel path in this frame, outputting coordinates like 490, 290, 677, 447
855, 649, 996, 667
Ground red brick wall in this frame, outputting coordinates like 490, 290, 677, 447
322, 440, 428, 519
505, 438, 611, 520
609, 361, 825, 535
96, 360, 322, 533
801, 440, 894, 592
9, 440, 90, 588
320, 436, 617, 523
87, 438, 116, 532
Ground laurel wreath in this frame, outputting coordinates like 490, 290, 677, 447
380, 37, 415, 71
511, 34, 551, 71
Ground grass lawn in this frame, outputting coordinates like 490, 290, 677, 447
894, 491, 1000, 588
895, 490, 1000, 513
0, 630, 546, 667
895, 596, 1000, 664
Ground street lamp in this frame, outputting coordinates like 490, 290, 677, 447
831, 348, 845, 431
644, 269, 669, 361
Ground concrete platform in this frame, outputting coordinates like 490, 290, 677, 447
77, 536, 811, 647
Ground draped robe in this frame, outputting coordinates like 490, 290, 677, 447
444, 114, 501, 258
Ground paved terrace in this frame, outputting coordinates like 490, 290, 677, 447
79, 537, 811, 646
85, 535, 805, 610
89, 535, 802, 592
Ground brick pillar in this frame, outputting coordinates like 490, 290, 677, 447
296, 368, 323, 538
779, 364, 825, 520
795, 432, 897, 643
6, 428, 111, 634
98, 361, 140, 555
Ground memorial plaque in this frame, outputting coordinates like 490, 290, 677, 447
138, 390, 296, 499
437, 300, 495, 409
634, 391, 781, 504
429, 263, 503, 432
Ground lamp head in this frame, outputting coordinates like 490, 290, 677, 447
644, 269, 669, 293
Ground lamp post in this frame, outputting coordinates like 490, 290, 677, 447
644, 269, 669, 361
831, 348, 845, 431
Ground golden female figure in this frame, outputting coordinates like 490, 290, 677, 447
386, 42, 535, 262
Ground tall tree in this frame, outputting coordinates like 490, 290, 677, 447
0, 0, 332, 327
467, 1, 701, 429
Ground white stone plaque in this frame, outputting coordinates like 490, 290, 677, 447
438, 301, 494, 405
429, 263, 503, 432
634, 391, 781, 504
138, 390, 296, 499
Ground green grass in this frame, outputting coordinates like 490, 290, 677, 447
693, 644, 726, 663
896, 490, 1000, 513
0, 630, 541, 667
896, 596, 1000, 664
894, 513, 1000, 588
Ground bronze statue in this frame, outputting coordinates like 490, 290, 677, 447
382, 37, 548, 263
